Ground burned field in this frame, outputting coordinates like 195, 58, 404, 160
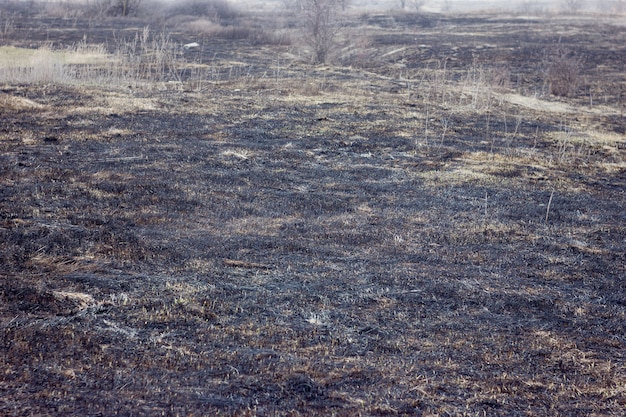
1, 9, 625, 416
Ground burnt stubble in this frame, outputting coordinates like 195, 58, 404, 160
1, 7, 625, 417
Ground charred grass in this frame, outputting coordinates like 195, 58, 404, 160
1, 10, 626, 417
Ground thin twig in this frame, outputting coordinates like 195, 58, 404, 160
545, 190, 554, 223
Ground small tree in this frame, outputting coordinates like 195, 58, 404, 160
297, 0, 344, 64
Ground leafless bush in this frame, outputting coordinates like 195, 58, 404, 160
84, 0, 115, 19
0, 11, 15, 39
166, 0, 237, 21
542, 47, 583, 97
108, 0, 143, 17
487, 65, 512, 92
296, 0, 345, 64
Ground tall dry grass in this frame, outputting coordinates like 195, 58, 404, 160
0, 28, 185, 88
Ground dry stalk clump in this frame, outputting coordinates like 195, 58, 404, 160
112, 26, 183, 84
0, 29, 185, 87
542, 47, 583, 97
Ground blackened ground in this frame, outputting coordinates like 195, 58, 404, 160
1, 12, 625, 417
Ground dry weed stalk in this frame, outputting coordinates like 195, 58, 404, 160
545, 190, 555, 223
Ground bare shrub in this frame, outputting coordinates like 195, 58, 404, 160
542, 47, 583, 97
84, 0, 115, 19
108, 0, 143, 17
167, 0, 238, 21
0, 11, 15, 39
296, 0, 345, 64
487, 65, 512, 92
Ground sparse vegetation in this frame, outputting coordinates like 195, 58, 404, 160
542, 47, 583, 97
297, 0, 345, 64
0, 28, 184, 87
1, 2, 625, 416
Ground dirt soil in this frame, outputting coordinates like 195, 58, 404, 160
1, 10, 625, 417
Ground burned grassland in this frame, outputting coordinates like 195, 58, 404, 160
1, 10, 625, 417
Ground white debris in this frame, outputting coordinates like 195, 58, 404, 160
183, 42, 200, 49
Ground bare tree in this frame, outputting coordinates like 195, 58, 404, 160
297, 0, 344, 64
